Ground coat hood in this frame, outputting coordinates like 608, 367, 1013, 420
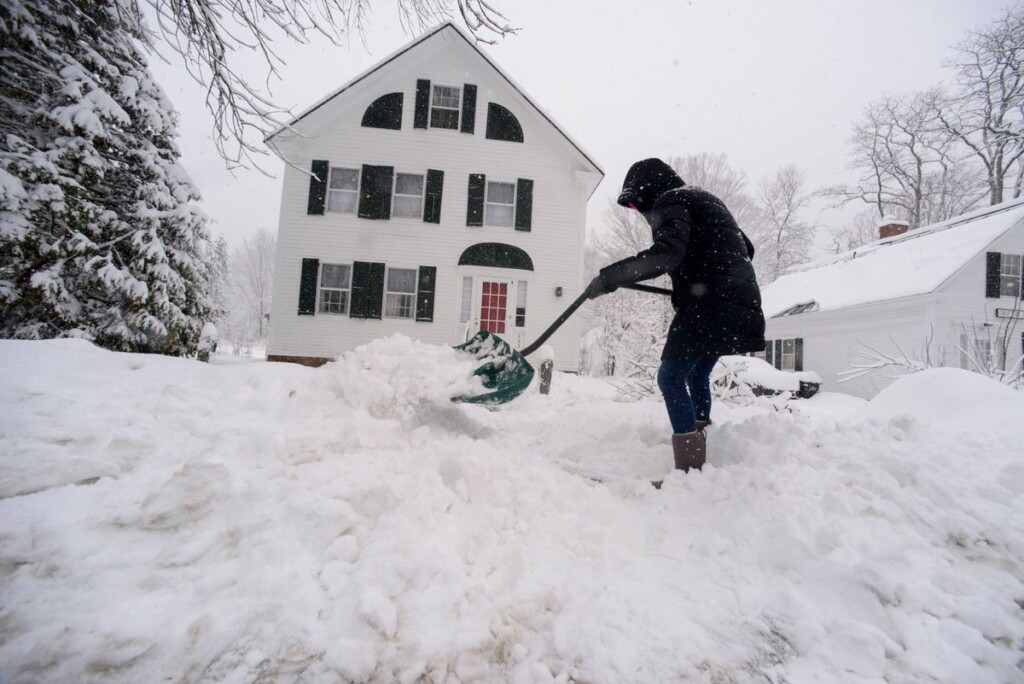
616, 158, 685, 212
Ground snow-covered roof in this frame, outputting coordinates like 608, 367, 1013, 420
762, 198, 1024, 317
266, 22, 603, 177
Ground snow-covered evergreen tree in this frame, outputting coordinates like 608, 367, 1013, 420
0, 0, 213, 356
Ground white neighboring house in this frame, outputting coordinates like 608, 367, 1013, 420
264, 23, 603, 371
760, 199, 1024, 398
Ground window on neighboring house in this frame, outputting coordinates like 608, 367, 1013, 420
764, 338, 802, 371
460, 276, 473, 324
960, 332, 994, 371
485, 181, 516, 226
327, 167, 359, 213
430, 85, 461, 130
515, 281, 528, 327
1001, 253, 1021, 297
392, 172, 425, 218
781, 339, 796, 371
384, 267, 417, 318
319, 263, 352, 314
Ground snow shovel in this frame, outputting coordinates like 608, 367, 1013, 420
452, 283, 672, 405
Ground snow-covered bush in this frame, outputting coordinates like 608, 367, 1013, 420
711, 356, 820, 410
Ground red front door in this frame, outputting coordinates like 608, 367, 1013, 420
479, 281, 508, 333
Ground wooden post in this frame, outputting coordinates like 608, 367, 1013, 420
539, 359, 554, 395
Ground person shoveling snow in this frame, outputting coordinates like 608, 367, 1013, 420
586, 158, 766, 475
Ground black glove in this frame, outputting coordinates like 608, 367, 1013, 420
585, 275, 615, 300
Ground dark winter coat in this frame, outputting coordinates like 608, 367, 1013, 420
600, 158, 766, 359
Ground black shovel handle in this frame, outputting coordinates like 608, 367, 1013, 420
622, 283, 673, 296
519, 290, 590, 357
518, 283, 673, 358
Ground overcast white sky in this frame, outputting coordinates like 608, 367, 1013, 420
150, 0, 1013, 252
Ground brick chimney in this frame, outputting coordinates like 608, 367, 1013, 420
878, 219, 910, 240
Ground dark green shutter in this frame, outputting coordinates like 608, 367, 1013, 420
416, 266, 437, 322
485, 103, 524, 142
414, 79, 430, 129
298, 258, 320, 315
795, 338, 804, 372
358, 165, 394, 220
461, 84, 477, 134
986, 252, 1002, 298
467, 173, 485, 227
458, 243, 534, 271
350, 261, 385, 319
774, 340, 783, 370
307, 160, 328, 215
424, 170, 444, 223
361, 93, 403, 130
765, 340, 773, 367
515, 179, 533, 231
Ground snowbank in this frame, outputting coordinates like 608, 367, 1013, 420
1, 339, 1022, 683
860, 367, 1024, 429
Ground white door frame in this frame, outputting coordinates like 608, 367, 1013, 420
456, 273, 529, 347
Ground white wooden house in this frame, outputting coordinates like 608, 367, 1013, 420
760, 199, 1024, 398
264, 23, 604, 371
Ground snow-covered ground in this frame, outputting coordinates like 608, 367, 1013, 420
1, 337, 1023, 683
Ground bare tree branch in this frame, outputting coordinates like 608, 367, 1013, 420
140, 0, 515, 171
937, 5, 1024, 205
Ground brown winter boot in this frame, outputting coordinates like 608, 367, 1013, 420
671, 432, 706, 472
695, 418, 712, 435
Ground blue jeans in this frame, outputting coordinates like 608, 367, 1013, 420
657, 356, 719, 433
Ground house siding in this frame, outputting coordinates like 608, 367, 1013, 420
933, 225, 1024, 370
266, 28, 599, 372
766, 296, 935, 399
764, 220, 1024, 398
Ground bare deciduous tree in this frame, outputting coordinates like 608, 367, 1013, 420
936, 5, 1024, 205
218, 228, 276, 353
828, 210, 884, 254
233, 228, 276, 339
828, 92, 984, 229
143, 0, 514, 169
749, 164, 816, 284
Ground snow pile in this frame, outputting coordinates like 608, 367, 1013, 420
1, 339, 1023, 683
322, 334, 485, 421
860, 366, 1024, 429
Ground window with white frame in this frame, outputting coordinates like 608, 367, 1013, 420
327, 167, 359, 213
460, 276, 473, 324
515, 281, 528, 327
485, 181, 515, 226
960, 332, 994, 371
392, 173, 425, 218
319, 263, 352, 314
384, 267, 417, 318
1001, 253, 1021, 297
430, 85, 461, 130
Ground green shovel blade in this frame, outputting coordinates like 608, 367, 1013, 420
452, 330, 536, 405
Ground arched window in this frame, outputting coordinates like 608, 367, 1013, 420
458, 243, 534, 271
485, 103, 524, 143
361, 93, 404, 130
